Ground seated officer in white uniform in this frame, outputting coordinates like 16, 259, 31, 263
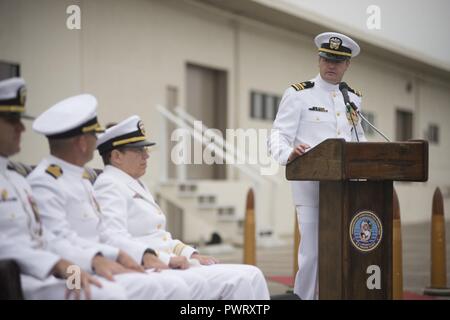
27, 94, 193, 299
0, 77, 128, 300
268, 32, 367, 300
94, 115, 270, 300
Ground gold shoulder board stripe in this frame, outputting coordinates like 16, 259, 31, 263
291, 81, 314, 91
45, 165, 63, 179
348, 86, 363, 97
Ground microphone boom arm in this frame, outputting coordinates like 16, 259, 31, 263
349, 102, 391, 142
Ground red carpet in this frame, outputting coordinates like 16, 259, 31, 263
267, 276, 437, 300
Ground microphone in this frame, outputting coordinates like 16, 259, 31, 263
339, 82, 391, 142
339, 82, 351, 106
339, 82, 359, 142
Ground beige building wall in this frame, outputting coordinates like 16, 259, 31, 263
1, 0, 449, 236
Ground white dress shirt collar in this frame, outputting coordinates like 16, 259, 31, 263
0, 156, 8, 173
314, 74, 340, 92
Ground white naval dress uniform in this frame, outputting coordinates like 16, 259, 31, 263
268, 74, 366, 300
27, 155, 192, 300
0, 156, 127, 300
93, 165, 270, 300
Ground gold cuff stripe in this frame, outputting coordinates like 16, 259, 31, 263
318, 48, 352, 57
173, 242, 187, 256
0, 105, 25, 112
112, 136, 146, 147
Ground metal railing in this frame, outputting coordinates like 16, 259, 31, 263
156, 105, 279, 239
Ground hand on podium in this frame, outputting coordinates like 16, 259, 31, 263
288, 143, 311, 162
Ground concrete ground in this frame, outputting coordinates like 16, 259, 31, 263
211, 222, 450, 298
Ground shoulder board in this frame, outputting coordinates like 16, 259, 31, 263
347, 85, 362, 97
82, 167, 100, 184
291, 81, 314, 91
45, 164, 63, 179
7, 161, 34, 177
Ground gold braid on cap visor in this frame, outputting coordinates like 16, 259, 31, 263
0, 105, 25, 113
318, 48, 352, 57
112, 136, 146, 147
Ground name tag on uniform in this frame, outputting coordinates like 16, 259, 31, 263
0, 189, 17, 203
308, 106, 328, 113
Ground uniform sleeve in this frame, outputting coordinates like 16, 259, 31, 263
171, 239, 197, 259
43, 226, 100, 272
268, 88, 302, 165
0, 236, 60, 280
28, 174, 119, 263
94, 176, 157, 264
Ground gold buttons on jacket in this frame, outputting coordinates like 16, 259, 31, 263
163, 235, 168, 241
157, 224, 162, 229
332, 92, 337, 98
336, 112, 340, 117
337, 130, 341, 135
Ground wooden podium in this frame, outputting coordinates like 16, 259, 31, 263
286, 139, 428, 299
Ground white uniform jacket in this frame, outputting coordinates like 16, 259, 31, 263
268, 74, 367, 207
27, 156, 119, 263
93, 165, 197, 265
0, 156, 99, 276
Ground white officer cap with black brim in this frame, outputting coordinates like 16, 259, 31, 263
96, 115, 156, 155
33, 94, 104, 139
0, 77, 34, 120
314, 32, 360, 61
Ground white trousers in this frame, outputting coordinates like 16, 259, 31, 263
21, 274, 127, 300
115, 271, 191, 300
161, 264, 269, 300
22, 271, 192, 300
294, 205, 319, 300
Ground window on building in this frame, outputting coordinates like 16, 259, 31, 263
250, 91, 263, 119
396, 109, 413, 141
425, 124, 439, 144
0, 61, 20, 80
361, 111, 375, 135
250, 91, 281, 121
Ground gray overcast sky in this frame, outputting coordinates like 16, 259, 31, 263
278, 0, 450, 70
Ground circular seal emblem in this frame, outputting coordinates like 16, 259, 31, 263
349, 210, 382, 252
137, 120, 146, 136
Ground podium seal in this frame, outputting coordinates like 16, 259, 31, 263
349, 210, 383, 252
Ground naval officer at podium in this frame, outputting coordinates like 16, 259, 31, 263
268, 31, 367, 300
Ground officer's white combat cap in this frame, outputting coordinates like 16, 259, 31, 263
0, 77, 34, 119
314, 32, 360, 61
33, 94, 104, 139
97, 115, 156, 155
